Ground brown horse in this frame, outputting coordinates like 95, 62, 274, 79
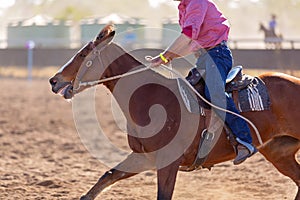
49, 24, 300, 200
259, 23, 283, 49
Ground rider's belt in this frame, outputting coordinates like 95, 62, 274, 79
195, 40, 227, 57
205, 40, 227, 51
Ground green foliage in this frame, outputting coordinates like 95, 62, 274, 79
55, 6, 92, 21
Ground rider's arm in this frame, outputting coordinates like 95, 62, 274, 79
163, 33, 194, 61
150, 33, 196, 67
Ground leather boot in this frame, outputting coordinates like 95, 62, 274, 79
233, 145, 252, 165
233, 139, 257, 165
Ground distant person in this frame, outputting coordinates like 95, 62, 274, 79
269, 14, 277, 35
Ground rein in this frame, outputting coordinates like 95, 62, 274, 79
76, 46, 263, 146
79, 66, 151, 87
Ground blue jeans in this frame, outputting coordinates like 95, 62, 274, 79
195, 43, 252, 144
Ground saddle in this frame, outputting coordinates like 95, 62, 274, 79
183, 65, 270, 113
225, 65, 252, 92
225, 66, 253, 110
225, 66, 270, 112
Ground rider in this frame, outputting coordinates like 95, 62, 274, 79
269, 14, 277, 35
150, 0, 257, 165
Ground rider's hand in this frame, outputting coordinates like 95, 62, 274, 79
149, 55, 165, 67
147, 52, 171, 68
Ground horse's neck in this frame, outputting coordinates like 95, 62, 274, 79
261, 26, 276, 37
261, 26, 268, 32
103, 43, 143, 91
102, 46, 178, 123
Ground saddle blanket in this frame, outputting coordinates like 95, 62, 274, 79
233, 77, 271, 112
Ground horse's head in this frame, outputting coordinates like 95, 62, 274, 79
49, 24, 116, 99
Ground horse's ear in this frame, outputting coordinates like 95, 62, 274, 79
94, 24, 115, 46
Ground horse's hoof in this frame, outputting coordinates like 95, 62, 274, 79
80, 195, 92, 200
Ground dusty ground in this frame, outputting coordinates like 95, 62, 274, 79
0, 78, 298, 200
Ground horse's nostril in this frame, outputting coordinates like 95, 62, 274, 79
49, 78, 57, 86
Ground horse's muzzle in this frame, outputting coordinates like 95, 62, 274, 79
49, 77, 73, 99
63, 85, 73, 99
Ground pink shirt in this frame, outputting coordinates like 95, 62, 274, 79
178, 0, 230, 50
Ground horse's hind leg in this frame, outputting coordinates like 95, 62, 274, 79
259, 136, 300, 200
80, 153, 154, 200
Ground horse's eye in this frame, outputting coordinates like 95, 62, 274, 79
80, 54, 86, 58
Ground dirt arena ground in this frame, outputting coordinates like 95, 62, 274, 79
0, 77, 298, 200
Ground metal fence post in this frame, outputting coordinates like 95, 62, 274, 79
26, 40, 35, 81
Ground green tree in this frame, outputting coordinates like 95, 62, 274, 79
55, 6, 92, 21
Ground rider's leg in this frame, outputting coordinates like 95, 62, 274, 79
202, 44, 256, 165
224, 93, 257, 165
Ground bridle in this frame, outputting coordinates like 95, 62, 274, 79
72, 42, 108, 91
73, 41, 151, 92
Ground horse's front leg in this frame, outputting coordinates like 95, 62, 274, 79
80, 152, 154, 200
157, 159, 181, 200
80, 168, 135, 200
